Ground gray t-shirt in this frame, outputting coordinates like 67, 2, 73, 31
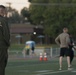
55, 32, 70, 48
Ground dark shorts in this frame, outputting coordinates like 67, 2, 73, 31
60, 47, 70, 57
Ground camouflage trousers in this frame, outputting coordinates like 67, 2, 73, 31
0, 47, 8, 75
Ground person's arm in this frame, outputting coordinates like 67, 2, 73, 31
73, 47, 76, 50
55, 35, 60, 45
73, 44, 76, 50
2, 17, 10, 46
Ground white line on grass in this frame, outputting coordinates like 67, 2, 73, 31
36, 70, 69, 75
36, 70, 53, 73
72, 70, 76, 73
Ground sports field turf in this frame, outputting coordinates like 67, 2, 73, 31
6, 56, 76, 75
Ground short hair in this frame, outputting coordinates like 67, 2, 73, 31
63, 27, 68, 31
0, 5, 6, 9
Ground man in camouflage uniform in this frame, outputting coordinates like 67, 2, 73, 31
0, 5, 10, 75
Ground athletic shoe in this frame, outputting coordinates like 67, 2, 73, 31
59, 68, 62, 70
68, 67, 73, 70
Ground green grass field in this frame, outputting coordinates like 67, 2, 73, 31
6, 56, 76, 75
6, 44, 76, 75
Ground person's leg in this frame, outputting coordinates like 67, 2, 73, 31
67, 56, 73, 70
0, 48, 6, 75
70, 51, 72, 64
70, 51, 74, 65
59, 56, 63, 70
67, 56, 71, 67
65, 48, 72, 70
0, 68, 5, 75
0, 47, 8, 75
59, 48, 64, 70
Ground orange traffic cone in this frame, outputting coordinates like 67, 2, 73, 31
43, 52, 47, 61
39, 53, 43, 61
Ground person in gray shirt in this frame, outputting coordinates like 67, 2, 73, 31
55, 27, 71, 70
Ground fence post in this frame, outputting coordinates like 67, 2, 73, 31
50, 47, 53, 57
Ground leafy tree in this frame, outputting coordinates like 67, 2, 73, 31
29, 0, 49, 25
44, 0, 76, 38
29, 0, 76, 42
21, 7, 30, 18
28, 0, 32, 2
21, 7, 32, 23
7, 7, 21, 23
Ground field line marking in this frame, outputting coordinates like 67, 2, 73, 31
36, 70, 69, 75
36, 70, 53, 72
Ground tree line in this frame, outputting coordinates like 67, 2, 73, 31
8, 0, 76, 43
29, 0, 76, 41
